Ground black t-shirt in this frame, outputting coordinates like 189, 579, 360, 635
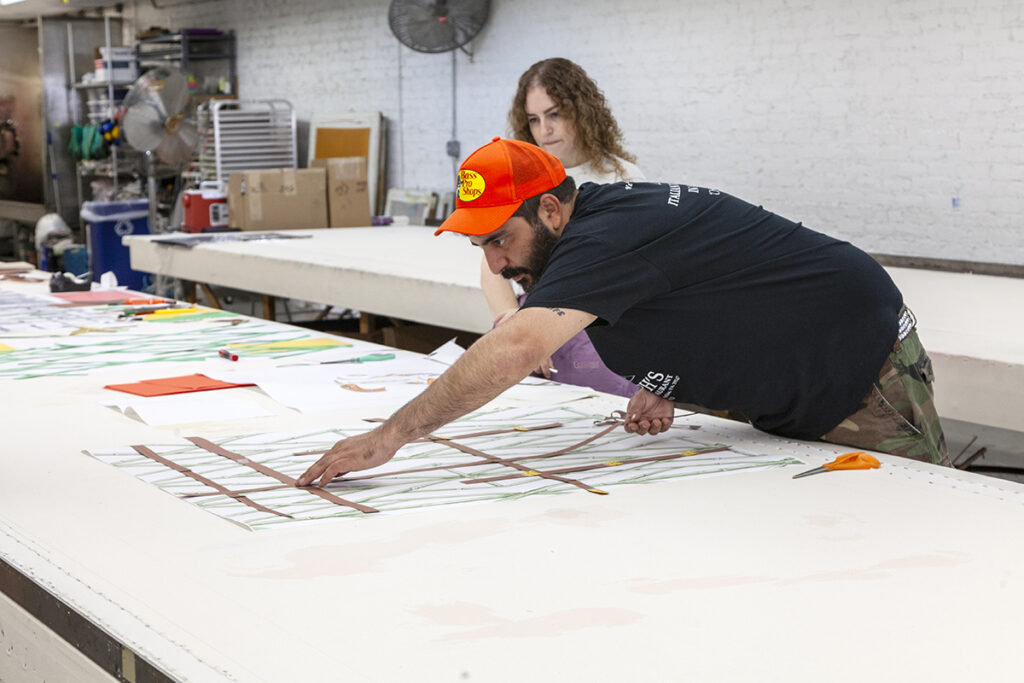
522, 182, 903, 439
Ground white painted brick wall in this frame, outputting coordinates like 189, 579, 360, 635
134, 0, 1024, 264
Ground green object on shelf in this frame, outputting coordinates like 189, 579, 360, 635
68, 124, 109, 161
68, 125, 82, 160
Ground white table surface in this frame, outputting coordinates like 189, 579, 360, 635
2, 274, 1024, 682
127, 227, 494, 334
127, 230, 1024, 431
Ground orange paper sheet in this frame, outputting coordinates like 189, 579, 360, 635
105, 374, 254, 397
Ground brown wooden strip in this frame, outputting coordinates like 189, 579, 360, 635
462, 447, 731, 485
533, 422, 620, 457
131, 445, 292, 519
185, 437, 378, 514
418, 422, 564, 441
314, 422, 622, 487
292, 422, 565, 456
434, 438, 607, 494
183, 484, 289, 498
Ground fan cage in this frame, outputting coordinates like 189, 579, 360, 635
388, 0, 490, 54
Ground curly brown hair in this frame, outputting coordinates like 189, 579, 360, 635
508, 58, 636, 177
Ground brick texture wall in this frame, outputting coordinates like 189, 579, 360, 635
134, 0, 1024, 264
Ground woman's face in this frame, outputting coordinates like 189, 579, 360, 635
524, 86, 583, 168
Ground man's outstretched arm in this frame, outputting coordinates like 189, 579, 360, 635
296, 306, 596, 487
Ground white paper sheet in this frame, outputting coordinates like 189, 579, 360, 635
104, 392, 274, 426
425, 337, 466, 366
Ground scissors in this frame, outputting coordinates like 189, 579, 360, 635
792, 452, 881, 479
594, 410, 626, 426
321, 352, 396, 365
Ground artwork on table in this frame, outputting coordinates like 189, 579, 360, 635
85, 406, 805, 531
0, 289, 352, 379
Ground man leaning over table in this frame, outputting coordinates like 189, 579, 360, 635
297, 137, 949, 487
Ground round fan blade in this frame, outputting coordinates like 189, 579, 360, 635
120, 100, 165, 152
158, 71, 190, 119
173, 118, 200, 155
154, 127, 194, 167
155, 117, 198, 166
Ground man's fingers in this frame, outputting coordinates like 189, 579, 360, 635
297, 457, 329, 487
298, 451, 349, 487
624, 413, 673, 436
317, 466, 349, 488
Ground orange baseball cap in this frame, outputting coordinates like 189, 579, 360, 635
434, 137, 566, 237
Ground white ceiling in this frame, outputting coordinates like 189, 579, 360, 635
0, 0, 124, 22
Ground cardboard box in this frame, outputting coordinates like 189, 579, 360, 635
228, 169, 328, 230
311, 157, 372, 227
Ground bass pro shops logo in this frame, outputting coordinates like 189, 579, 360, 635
458, 169, 485, 202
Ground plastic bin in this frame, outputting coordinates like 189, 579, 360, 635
80, 199, 151, 291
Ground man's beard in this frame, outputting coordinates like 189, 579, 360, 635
500, 220, 559, 293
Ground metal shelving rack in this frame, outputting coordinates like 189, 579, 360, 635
67, 15, 141, 257
68, 16, 134, 203
135, 30, 237, 99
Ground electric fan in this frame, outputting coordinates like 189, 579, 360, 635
118, 67, 199, 233
120, 67, 199, 167
388, 0, 490, 54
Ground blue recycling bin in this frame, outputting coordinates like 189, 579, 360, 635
80, 199, 151, 291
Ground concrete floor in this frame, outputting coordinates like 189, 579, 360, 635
945, 418, 1024, 483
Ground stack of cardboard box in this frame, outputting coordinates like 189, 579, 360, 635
227, 157, 371, 230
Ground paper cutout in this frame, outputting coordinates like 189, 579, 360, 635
426, 338, 466, 366
105, 374, 254, 397
338, 383, 387, 392
51, 290, 135, 304
227, 337, 351, 353
85, 406, 804, 530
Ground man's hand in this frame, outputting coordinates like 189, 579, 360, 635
533, 356, 556, 379
624, 388, 675, 436
294, 306, 595, 487
296, 429, 400, 488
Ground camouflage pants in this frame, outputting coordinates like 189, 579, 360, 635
821, 322, 951, 466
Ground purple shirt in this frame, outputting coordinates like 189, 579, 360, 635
517, 294, 637, 398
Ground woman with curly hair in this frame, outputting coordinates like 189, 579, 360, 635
508, 57, 644, 184
479, 58, 643, 398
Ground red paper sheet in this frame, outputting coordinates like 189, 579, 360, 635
105, 374, 254, 397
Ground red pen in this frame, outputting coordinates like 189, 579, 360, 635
218, 349, 239, 361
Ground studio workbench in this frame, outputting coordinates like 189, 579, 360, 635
1, 270, 1023, 683
127, 227, 1024, 432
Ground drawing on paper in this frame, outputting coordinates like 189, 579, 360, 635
0, 290, 351, 378
85, 406, 804, 531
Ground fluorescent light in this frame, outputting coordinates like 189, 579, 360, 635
0, 0, 30, 5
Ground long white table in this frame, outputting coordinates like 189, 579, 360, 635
127, 228, 1024, 432
128, 227, 494, 333
2, 273, 1024, 682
